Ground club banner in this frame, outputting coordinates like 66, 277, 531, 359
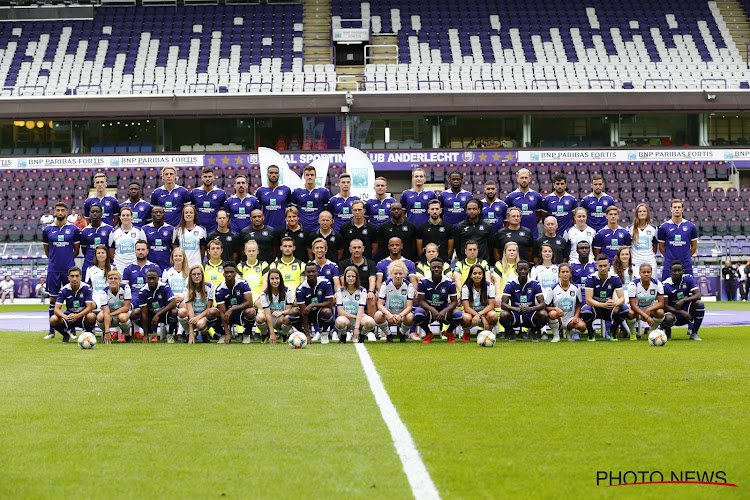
344, 147, 376, 201
257, 147, 303, 190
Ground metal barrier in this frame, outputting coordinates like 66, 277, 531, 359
302, 81, 331, 91
18, 85, 45, 96
588, 78, 615, 89
364, 44, 398, 65
303, 45, 336, 64
700, 78, 727, 89
417, 80, 444, 90
131, 83, 160, 94
472, 79, 502, 90
245, 82, 273, 93
73, 84, 102, 95
188, 83, 216, 94
644, 78, 672, 89
531, 79, 559, 89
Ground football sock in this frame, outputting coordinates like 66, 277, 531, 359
549, 321, 560, 340
399, 323, 411, 337
377, 321, 389, 337
48, 303, 55, 335
119, 320, 130, 337
691, 303, 705, 332
178, 316, 190, 336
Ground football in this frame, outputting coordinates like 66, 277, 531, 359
288, 331, 307, 349
78, 331, 97, 349
477, 330, 496, 347
648, 329, 668, 347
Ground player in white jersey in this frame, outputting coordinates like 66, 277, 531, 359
374, 260, 415, 342
97, 269, 132, 343
530, 243, 560, 293
625, 263, 665, 339
109, 207, 147, 270
335, 266, 376, 343
180, 264, 219, 344
460, 263, 498, 338
563, 208, 597, 264
544, 263, 586, 342
85, 245, 111, 311
256, 268, 294, 343
628, 203, 658, 269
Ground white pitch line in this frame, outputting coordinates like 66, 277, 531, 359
355, 342, 441, 500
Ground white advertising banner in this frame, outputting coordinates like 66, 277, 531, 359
332, 28, 369, 42
257, 147, 303, 190
517, 149, 729, 163
344, 146, 376, 201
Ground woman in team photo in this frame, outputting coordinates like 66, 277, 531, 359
461, 263, 498, 341
335, 266, 376, 343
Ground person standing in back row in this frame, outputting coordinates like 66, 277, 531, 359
85, 173, 120, 227
578, 173, 615, 232
291, 165, 331, 232
223, 174, 261, 235
255, 165, 292, 231
400, 168, 437, 228
150, 166, 192, 227
365, 177, 395, 229
328, 173, 360, 232
438, 170, 472, 227
505, 168, 542, 238
191, 167, 227, 235
658, 198, 698, 281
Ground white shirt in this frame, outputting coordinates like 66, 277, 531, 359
461, 283, 496, 310
378, 278, 414, 314
563, 225, 597, 264
85, 266, 108, 308
260, 287, 295, 312
172, 225, 207, 268
100, 284, 132, 312
1, 279, 14, 292
188, 282, 215, 315
336, 286, 367, 316
162, 267, 188, 297
109, 226, 146, 270
530, 264, 559, 292
66, 214, 78, 224
628, 224, 658, 268
627, 278, 664, 310
40, 214, 54, 225
545, 282, 581, 326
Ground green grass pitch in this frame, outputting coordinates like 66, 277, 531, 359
0, 327, 747, 498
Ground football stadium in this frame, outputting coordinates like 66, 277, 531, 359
0, 0, 748, 497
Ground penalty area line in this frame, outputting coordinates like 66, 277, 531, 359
355, 342, 440, 500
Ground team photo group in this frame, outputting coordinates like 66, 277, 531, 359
43, 163, 704, 346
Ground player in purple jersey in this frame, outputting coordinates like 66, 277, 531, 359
578, 173, 616, 232
223, 174, 261, 234
84, 173, 120, 227
580, 254, 629, 341
255, 165, 293, 231
415, 258, 463, 344
438, 171, 472, 227
480, 180, 508, 233
214, 261, 257, 344
43, 202, 81, 339
149, 166, 192, 227
541, 173, 577, 237
291, 165, 332, 232
505, 168, 543, 238
657, 198, 698, 281
499, 260, 548, 342
191, 167, 227, 235
365, 177, 396, 229
120, 182, 152, 228
289, 262, 335, 344
400, 168, 437, 228
141, 206, 174, 271
593, 206, 632, 262
661, 261, 705, 341
132, 268, 178, 343
80, 204, 114, 276
49, 266, 96, 342
328, 173, 360, 232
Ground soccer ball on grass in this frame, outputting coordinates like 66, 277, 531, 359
78, 331, 97, 349
288, 331, 307, 349
477, 330, 496, 347
648, 329, 668, 347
